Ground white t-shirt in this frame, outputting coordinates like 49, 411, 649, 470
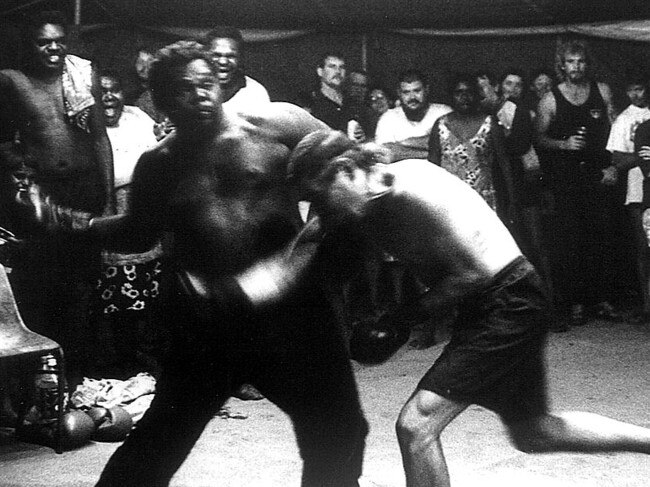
224, 76, 271, 112
606, 104, 650, 204
374, 103, 452, 144
107, 106, 157, 190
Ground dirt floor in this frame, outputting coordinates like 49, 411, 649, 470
1, 318, 650, 487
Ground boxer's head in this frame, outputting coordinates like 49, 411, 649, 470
288, 130, 391, 222
149, 41, 220, 130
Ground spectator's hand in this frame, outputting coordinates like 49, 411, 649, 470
154, 118, 176, 141
600, 165, 618, 186
637, 146, 650, 177
563, 134, 586, 151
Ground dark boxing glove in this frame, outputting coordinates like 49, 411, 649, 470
349, 312, 411, 365
18, 184, 92, 233
90, 406, 133, 442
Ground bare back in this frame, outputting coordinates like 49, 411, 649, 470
363, 159, 522, 291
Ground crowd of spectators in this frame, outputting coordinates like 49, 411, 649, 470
1, 12, 649, 395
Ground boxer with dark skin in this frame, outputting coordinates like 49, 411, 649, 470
21, 41, 367, 486
0, 11, 113, 377
289, 131, 650, 487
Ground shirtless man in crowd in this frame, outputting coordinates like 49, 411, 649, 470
288, 131, 650, 487
0, 11, 113, 377
20, 40, 367, 486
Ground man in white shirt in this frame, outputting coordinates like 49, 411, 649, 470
375, 69, 451, 161
203, 26, 270, 112
606, 72, 650, 320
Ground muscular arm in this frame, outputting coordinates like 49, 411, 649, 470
88, 67, 115, 216
382, 142, 429, 163
535, 91, 563, 150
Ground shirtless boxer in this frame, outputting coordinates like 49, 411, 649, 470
0, 11, 113, 376
289, 131, 650, 487
17, 41, 367, 486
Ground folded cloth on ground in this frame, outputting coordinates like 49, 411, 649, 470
70, 372, 156, 411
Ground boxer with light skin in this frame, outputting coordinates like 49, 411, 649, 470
289, 130, 650, 487
18, 41, 367, 487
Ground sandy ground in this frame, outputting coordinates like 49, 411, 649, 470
1, 318, 650, 487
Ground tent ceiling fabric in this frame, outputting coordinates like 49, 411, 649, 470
2, 0, 650, 30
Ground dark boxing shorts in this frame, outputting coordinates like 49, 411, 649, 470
418, 256, 550, 421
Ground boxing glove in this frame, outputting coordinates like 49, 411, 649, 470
16, 183, 93, 233
91, 406, 133, 442
349, 314, 410, 365
60, 410, 95, 449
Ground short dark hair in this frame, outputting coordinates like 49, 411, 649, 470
319, 53, 345, 68
447, 72, 479, 98
499, 68, 527, 88
24, 10, 67, 44
148, 40, 212, 115
203, 26, 243, 47
397, 69, 427, 86
624, 68, 648, 89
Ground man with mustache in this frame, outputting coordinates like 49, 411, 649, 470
375, 69, 451, 162
310, 53, 363, 139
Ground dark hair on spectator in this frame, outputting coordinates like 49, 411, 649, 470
202, 26, 243, 47
397, 69, 427, 87
474, 70, 497, 85
624, 68, 649, 89
447, 72, 479, 98
530, 67, 554, 83
499, 68, 528, 88
555, 37, 593, 81
149, 40, 212, 115
23, 10, 68, 44
318, 53, 346, 68
99, 70, 123, 90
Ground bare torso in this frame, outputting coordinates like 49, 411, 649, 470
130, 103, 326, 282
0, 69, 110, 213
1, 70, 98, 178
363, 159, 522, 292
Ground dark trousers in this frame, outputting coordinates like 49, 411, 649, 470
549, 181, 621, 308
95, 277, 368, 487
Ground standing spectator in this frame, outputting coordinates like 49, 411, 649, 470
344, 69, 373, 141
536, 38, 621, 327
376, 69, 452, 162
366, 86, 393, 139
429, 73, 513, 221
95, 72, 165, 378
0, 11, 113, 379
530, 68, 555, 105
607, 72, 650, 322
309, 53, 364, 141
495, 69, 558, 329
203, 26, 270, 111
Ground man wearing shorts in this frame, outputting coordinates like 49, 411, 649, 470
288, 130, 650, 487
19, 41, 367, 487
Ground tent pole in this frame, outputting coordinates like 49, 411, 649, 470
74, 0, 82, 26
361, 33, 368, 71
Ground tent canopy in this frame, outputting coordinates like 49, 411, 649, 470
2, 0, 650, 30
